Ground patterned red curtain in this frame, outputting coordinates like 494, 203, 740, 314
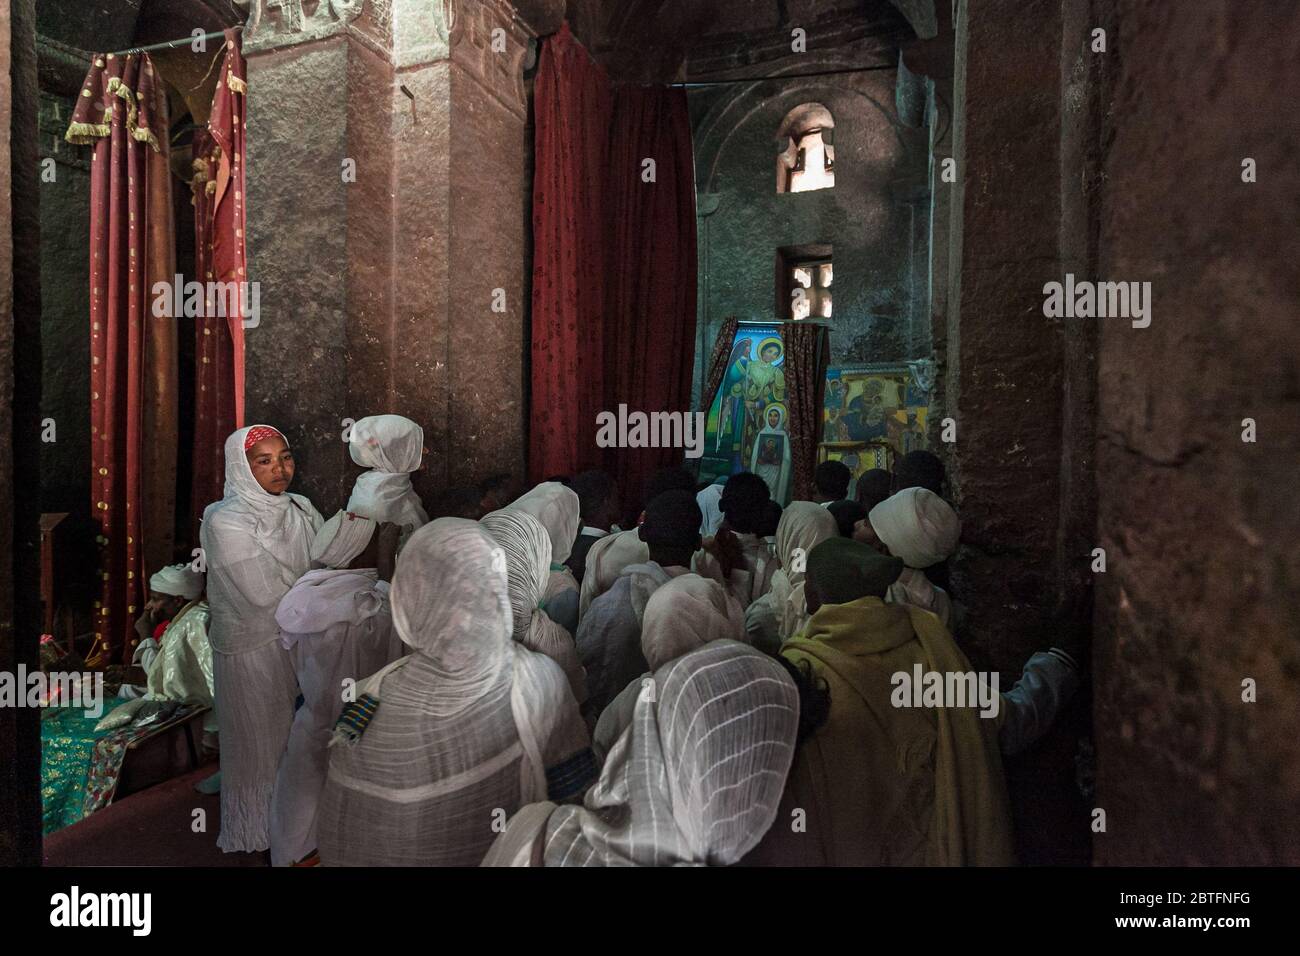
603, 86, 698, 509
782, 320, 830, 501
528, 23, 611, 483
66, 52, 177, 664
190, 128, 234, 540
699, 315, 739, 412
191, 30, 249, 534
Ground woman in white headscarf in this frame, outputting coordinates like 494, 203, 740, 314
346, 414, 428, 531
480, 510, 588, 705
200, 424, 323, 853
483, 640, 798, 867
506, 481, 582, 633
745, 501, 839, 654
316, 519, 594, 866
267, 511, 403, 866
591, 572, 746, 761
750, 404, 792, 505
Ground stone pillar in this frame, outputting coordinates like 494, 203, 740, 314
244, 0, 536, 513
942, 0, 1095, 865
1, 0, 47, 866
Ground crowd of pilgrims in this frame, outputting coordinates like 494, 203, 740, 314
132, 414, 1082, 866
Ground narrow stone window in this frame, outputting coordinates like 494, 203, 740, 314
777, 104, 835, 193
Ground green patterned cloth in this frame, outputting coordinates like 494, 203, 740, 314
41, 707, 107, 834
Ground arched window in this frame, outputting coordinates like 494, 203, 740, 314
776, 103, 835, 194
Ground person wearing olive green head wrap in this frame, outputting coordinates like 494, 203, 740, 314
746, 536, 1017, 866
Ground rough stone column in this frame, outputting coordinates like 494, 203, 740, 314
244, 0, 536, 513
1, 0, 46, 866
942, 0, 1095, 864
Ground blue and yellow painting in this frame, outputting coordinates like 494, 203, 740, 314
699, 324, 786, 486
820, 364, 929, 480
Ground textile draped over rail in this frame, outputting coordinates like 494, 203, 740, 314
191, 30, 250, 538
529, 23, 611, 484
529, 25, 699, 507
66, 52, 177, 665
699, 315, 740, 414
781, 320, 830, 501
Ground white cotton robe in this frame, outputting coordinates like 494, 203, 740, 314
578, 528, 649, 618
575, 561, 689, 720
268, 569, 402, 865
744, 502, 839, 653
591, 573, 746, 763
316, 519, 594, 867
484, 640, 797, 867
693, 531, 779, 610
200, 425, 323, 853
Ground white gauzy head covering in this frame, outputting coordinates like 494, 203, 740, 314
506, 641, 798, 867
775, 501, 839, 587
506, 481, 581, 565
207, 424, 317, 553
387, 518, 513, 707
696, 482, 725, 536
481, 509, 588, 702
149, 563, 204, 600
868, 487, 961, 569
346, 415, 429, 530
349, 414, 424, 472
311, 510, 378, 569
640, 573, 746, 672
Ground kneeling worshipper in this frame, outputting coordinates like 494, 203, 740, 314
745, 538, 1079, 866
52, 564, 215, 833
578, 467, 698, 617
505, 481, 582, 635
856, 486, 959, 630
113, 563, 210, 706
575, 490, 702, 721
480, 509, 588, 705
745, 501, 839, 655
591, 572, 746, 764
268, 511, 405, 867
201, 425, 323, 854
315, 519, 595, 866
565, 470, 620, 587
483, 640, 797, 867
694, 472, 779, 609
345, 414, 429, 532
98, 563, 214, 731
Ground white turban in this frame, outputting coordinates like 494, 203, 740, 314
641, 573, 746, 672
311, 510, 378, 569
868, 487, 960, 569
149, 563, 204, 600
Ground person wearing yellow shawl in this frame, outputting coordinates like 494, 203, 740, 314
745, 536, 1016, 866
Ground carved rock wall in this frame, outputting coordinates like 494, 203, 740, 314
1091, 0, 1300, 865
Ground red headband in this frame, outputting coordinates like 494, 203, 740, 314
243, 426, 283, 451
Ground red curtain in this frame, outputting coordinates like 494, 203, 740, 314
528, 23, 611, 483
782, 320, 831, 501
67, 53, 177, 664
191, 30, 248, 534
602, 86, 698, 508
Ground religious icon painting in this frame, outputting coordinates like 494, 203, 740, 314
700, 322, 786, 487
